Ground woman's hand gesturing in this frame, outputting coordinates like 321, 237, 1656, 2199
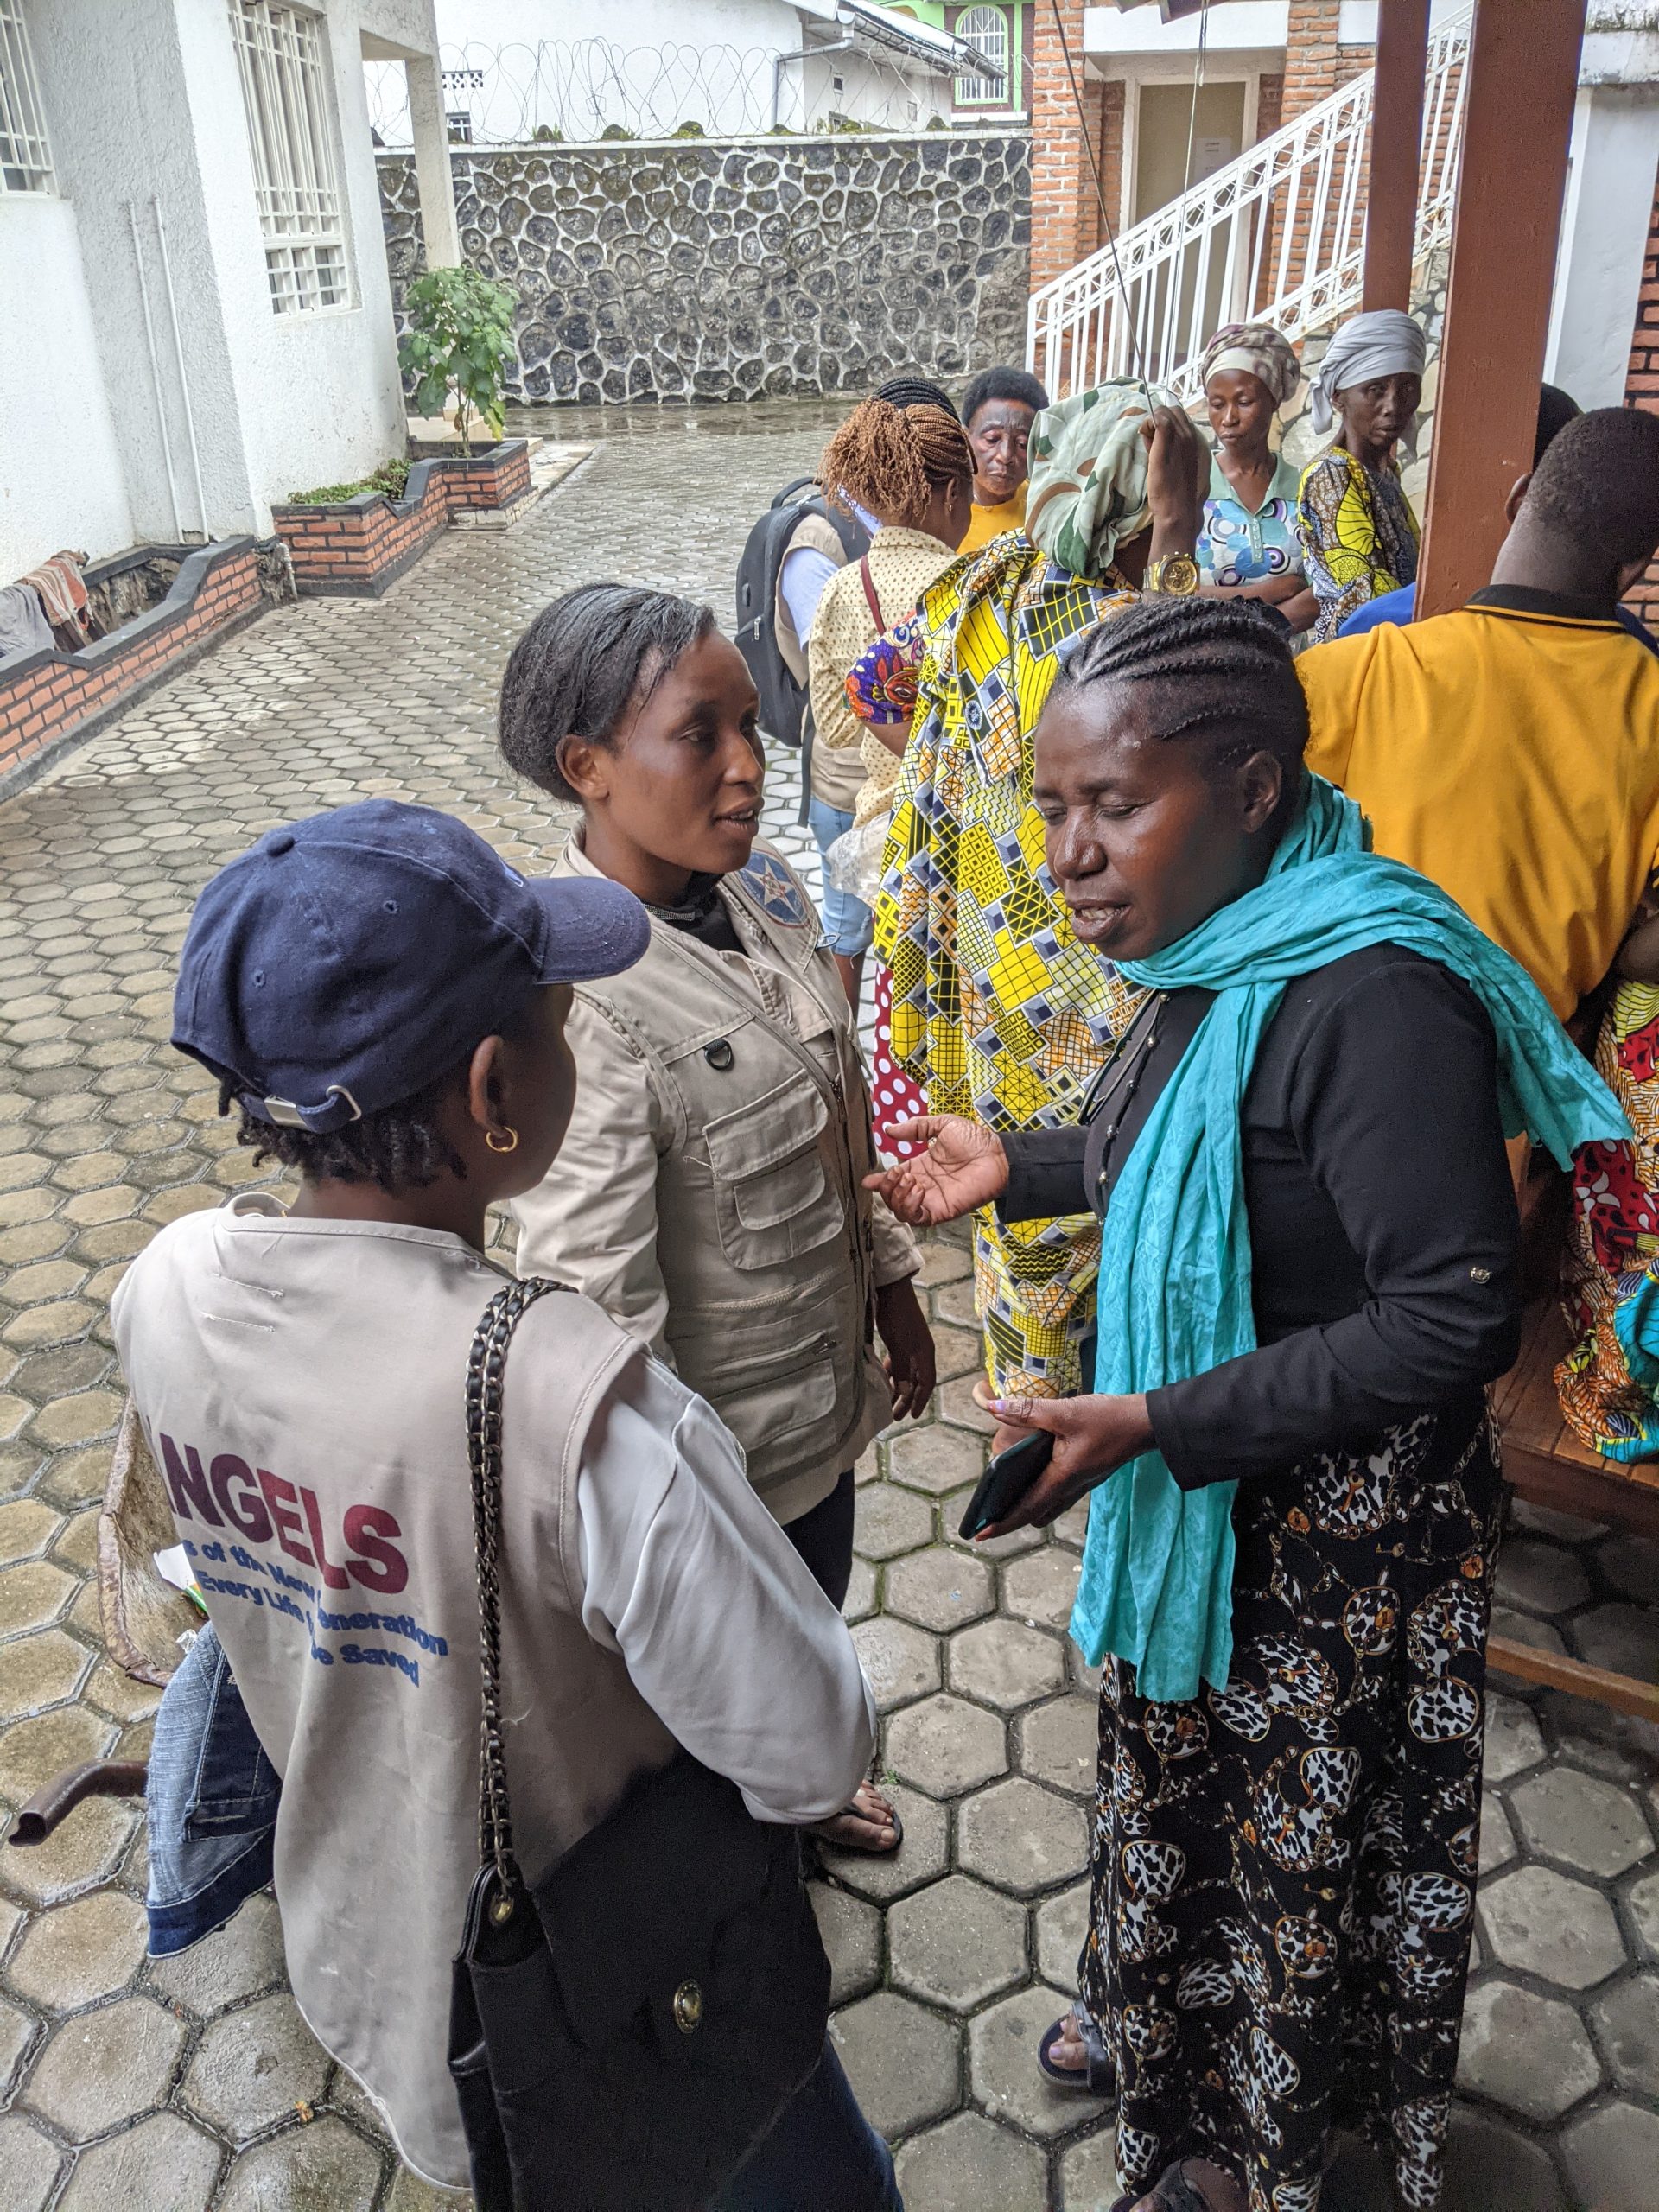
864, 1116, 1009, 1226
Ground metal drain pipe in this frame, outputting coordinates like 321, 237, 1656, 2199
127, 200, 182, 543
153, 199, 209, 543
772, 35, 855, 130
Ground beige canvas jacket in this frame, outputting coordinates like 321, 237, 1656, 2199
807, 526, 959, 828
513, 835, 918, 1524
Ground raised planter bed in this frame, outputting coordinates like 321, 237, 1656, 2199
0, 537, 272, 791
272, 438, 533, 598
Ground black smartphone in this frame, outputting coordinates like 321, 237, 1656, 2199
957, 1429, 1055, 1540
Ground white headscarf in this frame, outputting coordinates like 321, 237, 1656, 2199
1307, 309, 1427, 436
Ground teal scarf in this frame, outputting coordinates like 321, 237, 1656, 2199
1071, 776, 1629, 1701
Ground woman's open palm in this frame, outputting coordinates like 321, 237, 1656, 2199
865, 1116, 1008, 1225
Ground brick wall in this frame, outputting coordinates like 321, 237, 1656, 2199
0, 542, 266, 790
271, 441, 531, 599
1030, 0, 1103, 294
1282, 2, 1372, 119
1625, 162, 1659, 626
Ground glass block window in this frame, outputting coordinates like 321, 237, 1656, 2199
0, 1, 54, 195
955, 5, 1008, 107
230, 0, 350, 314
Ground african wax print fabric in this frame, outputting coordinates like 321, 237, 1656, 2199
1025, 378, 1167, 577
874, 536, 1147, 1395
1082, 1404, 1501, 2212
1298, 449, 1420, 645
1558, 982, 1659, 1459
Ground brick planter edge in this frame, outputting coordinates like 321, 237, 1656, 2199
272, 438, 533, 599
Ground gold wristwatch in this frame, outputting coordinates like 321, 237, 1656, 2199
1146, 553, 1200, 597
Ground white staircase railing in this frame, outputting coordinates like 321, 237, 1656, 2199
1027, 6, 1471, 404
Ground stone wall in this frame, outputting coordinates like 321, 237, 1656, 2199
378, 132, 1031, 407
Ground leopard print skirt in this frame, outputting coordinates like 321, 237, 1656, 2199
1080, 1403, 1503, 2212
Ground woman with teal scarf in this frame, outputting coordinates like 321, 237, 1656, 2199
869, 600, 1626, 2212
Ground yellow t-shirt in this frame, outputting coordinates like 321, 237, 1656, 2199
960, 488, 1027, 554
1298, 591, 1659, 1020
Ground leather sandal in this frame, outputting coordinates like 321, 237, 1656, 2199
1038, 2003, 1116, 2096
1110, 2158, 1247, 2212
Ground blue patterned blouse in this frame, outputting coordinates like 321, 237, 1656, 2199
1198, 452, 1306, 588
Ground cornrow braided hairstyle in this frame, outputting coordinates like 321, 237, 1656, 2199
874, 375, 960, 420
819, 398, 976, 528
1060, 597, 1308, 796
219, 1071, 467, 1194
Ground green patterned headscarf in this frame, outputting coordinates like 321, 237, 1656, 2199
1024, 379, 1169, 577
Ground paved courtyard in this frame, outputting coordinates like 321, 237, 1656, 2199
2, 401, 1659, 2210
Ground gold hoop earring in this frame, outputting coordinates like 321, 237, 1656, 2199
485, 1126, 519, 1154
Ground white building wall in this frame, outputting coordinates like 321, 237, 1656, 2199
1547, 83, 1659, 409
0, 196, 135, 578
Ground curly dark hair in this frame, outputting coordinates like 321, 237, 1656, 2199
1058, 596, 1308, 792
499, 583, 717, 805
222, 1071, 466, 1193
1523, 404, 1659, 573
962, 367, 1049, 427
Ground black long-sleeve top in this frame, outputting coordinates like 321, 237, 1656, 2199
1000, 945, 1523, 1490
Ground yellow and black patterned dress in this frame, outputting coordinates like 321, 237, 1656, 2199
874, 535, 1145, 1396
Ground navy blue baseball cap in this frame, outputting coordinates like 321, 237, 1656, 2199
174, 800, 650, 1133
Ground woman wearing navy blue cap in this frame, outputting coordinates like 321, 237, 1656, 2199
111, 801, 899, 2208
504, 586, 938, 1858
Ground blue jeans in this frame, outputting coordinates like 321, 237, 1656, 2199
145, 1620, 280, 1955
714, 2042, 901, 2211
807, 798, 874, 958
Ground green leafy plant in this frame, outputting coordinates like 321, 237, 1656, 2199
288, 457, 411, 505
531, 123, 563, 143
600, 122, 635, 141
671, 118, 706, 137
397, 266, 518, 455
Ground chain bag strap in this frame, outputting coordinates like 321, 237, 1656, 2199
463, 1276, 564, 1921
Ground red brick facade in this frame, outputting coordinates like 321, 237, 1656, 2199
1625, 162, 1659, 626
0, 542, 265, 789
1281, 3, 1371, 120
272, 441, 533, 599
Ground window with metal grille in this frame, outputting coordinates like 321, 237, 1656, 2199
954, 5, 1008, 107
229, 0, 350, 315
0, 0, 54, 195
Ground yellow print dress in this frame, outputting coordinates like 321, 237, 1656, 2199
875, 536, 1147, 1395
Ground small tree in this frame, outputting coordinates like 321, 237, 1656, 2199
398, 267, 518, 455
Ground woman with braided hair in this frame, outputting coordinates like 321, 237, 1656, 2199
807, 396, 975, 1127
869, 597, 1624, 2212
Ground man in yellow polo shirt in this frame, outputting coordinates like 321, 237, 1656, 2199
1299, 406, 1659, 1021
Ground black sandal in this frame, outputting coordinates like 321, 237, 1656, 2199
1109, 2159, 1244, 2212
1038, 2004, 1116, 2096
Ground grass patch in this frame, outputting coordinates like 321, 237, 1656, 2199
287, 457, 411, 505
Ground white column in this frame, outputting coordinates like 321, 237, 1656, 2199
405, 52, 462, 270
1546, 85, 1659, 409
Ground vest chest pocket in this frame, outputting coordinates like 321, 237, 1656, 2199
702, 1067, 846, 1269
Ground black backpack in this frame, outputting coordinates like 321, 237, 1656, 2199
734, 479, 870, 747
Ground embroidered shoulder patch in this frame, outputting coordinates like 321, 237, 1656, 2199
738, 850, 811, 928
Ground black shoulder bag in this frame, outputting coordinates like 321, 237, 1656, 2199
448, 1281, 832, 2212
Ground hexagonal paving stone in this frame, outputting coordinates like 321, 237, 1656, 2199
1456, 1978, 1601, 2120
928, 1325, 983, 1383
181, 1990, 332, 2139
1577, 1602, 1659, 1682
886, 1544, 995, 1635
1001, 1544, 1083, 1630
893, 2109, 1048, 2210
1592, 1970, 1659, 2098
958, 1777, 1090, 1897
916, 1240, 971, 1287
816, 1783, 950, 1904
947, 1618, 1066, 1711
1626, 1867, 1659, 1965
1509, 1764, 1653, 1879
217, 2117, 382, 2211
1035, 1878, 1091, 1988
887, 1426, 986, 1497
852, 1614, 942, 1712
886, 1694, 1007, 1799
1058, 2129, 1124, 2210
383, 2167, 474, 2211
54, 2111, 223, 2212
1493, 1536, 1591, 1616
936, 1377, 995, 1433
0, 1497, 60, 1562
941, 1486, 1046, 1559
830, 1991, 960, 2140
6, 1887, 149, 2011
23, 1993, 185, 2141
0, 2113, 64, 2212
0, 1991, 35, 2099
1480, 1863, 1628, 1991
969, 1981, 1107, 2138
888, 1875, 1028, 2013
0, 1626, 92, 1719
1597, 1533, 1659, 1604
1020, 1695, 1098, 1800
842, 1554, 878, 1624
1478, 1792, 1517, 1877
0, 1557, 77, 1636
0, 1701, 117, 1805
0, 1790, 138, 1909
854, 1482, 936, 1562
809, 1880, 882, 2005
1482, 1693, 1547, 1783
1561, 2099, 1659, 2212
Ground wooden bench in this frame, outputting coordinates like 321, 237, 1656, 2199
1491, 1295, 1659, 1722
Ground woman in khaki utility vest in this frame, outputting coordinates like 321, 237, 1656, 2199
505, 585, 936, 1854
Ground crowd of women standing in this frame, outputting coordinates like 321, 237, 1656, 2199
111, 307, 1659, 2212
